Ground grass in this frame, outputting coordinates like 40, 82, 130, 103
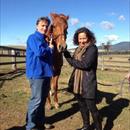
0, 59, 130, 130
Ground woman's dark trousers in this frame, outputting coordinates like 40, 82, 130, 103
77, 96, 102, 130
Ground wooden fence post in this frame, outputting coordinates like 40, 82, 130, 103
101, 43, 104, 71
11, 50, 17, 70
101, 54, 104, 71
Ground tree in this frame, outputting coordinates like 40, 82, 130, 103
103, 41, 111, 55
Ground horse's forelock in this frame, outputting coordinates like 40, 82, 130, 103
48, 13, 69, 52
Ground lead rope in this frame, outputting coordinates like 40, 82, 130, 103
97, 77, 130, 96
119, 77, 130, 96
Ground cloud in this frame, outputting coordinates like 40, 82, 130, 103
118, 15, 125, 21
108, 12, 117, 16
104, 34, 119, 42
100, 21, 114, 30
84, 22, 95, 29
70, 18, 79, 26
66, 37, 74, 49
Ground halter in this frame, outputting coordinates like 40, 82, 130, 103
49, 24, 67, 41
52, 34, 65, 41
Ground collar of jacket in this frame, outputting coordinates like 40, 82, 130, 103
35, 31, 45, 40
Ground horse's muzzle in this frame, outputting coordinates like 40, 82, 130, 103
59, 44, 66, 53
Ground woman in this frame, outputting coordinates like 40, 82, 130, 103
64, 27, 102, 130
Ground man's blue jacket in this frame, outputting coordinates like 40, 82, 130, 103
26, 31, 53, 79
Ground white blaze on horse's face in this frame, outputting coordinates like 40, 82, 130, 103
50, 13, 69, 52
55, 24, 67, 52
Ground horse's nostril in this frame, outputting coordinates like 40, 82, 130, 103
59, 45, 62, 50
61, 47, 64, 51
59, 45, 62, 49
59, 45, 64, 52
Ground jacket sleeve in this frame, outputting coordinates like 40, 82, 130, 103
66, 46, 98, 70
27, 35, 53, 57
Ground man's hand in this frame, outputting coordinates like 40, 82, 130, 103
49, 37, 54, 49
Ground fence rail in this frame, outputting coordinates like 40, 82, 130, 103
0, 54, 25, 57
0, 61, 26, 65
0, 45, 26, 51
0, 46, 26, 70
0, 46, 130, 72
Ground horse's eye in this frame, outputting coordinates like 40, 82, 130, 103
52, 25, 55, 28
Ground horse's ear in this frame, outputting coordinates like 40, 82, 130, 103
66, 15, 69, 20
60, 14, 69, 20
50, 13, 58, 19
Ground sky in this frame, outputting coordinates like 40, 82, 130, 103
0, 0, 130, 48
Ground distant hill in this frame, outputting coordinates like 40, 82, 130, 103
98, 41, 130, 51
8, 45, 26, 49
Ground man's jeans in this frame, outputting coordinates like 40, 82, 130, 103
26, 78, 50, 130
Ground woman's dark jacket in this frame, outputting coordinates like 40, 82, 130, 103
64, 44, 98, 99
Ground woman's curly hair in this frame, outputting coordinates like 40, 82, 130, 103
73, 27, 96, 45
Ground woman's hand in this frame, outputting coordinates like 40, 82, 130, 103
125, 72, 130, 81
64, 50, 71, 58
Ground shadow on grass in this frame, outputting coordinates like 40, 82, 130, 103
46, 102, 79, 124
60, 95, 77, 106
0, 69, 25, 88
95, 90, 130, 130
96, 90, 118, 104
6, 126, 25, 130
46, 90, 129, 129
6, 90, 130, 130
100, 98, 129, 130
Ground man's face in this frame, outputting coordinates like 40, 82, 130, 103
36, 20, 49, 34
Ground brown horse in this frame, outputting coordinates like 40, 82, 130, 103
46, 13, 69, 109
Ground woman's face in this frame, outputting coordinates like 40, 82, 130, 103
36, 20, 49, 35
78, 32, 88, 48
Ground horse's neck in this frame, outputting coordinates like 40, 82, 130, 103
53, 44, 63, 67
53, 44, 62, 56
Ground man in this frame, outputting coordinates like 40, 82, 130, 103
26, 16, 54, 130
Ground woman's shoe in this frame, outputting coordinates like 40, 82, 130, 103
76, 126, 90, 130
44, 123, 54, 129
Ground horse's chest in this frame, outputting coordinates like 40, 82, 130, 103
53, 52, 63, 66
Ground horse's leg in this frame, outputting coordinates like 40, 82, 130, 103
52, 76, 59, 109
46, 79, 52, 110
46, 96, 52, 110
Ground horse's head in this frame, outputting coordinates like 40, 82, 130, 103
49, 13, 69, 53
